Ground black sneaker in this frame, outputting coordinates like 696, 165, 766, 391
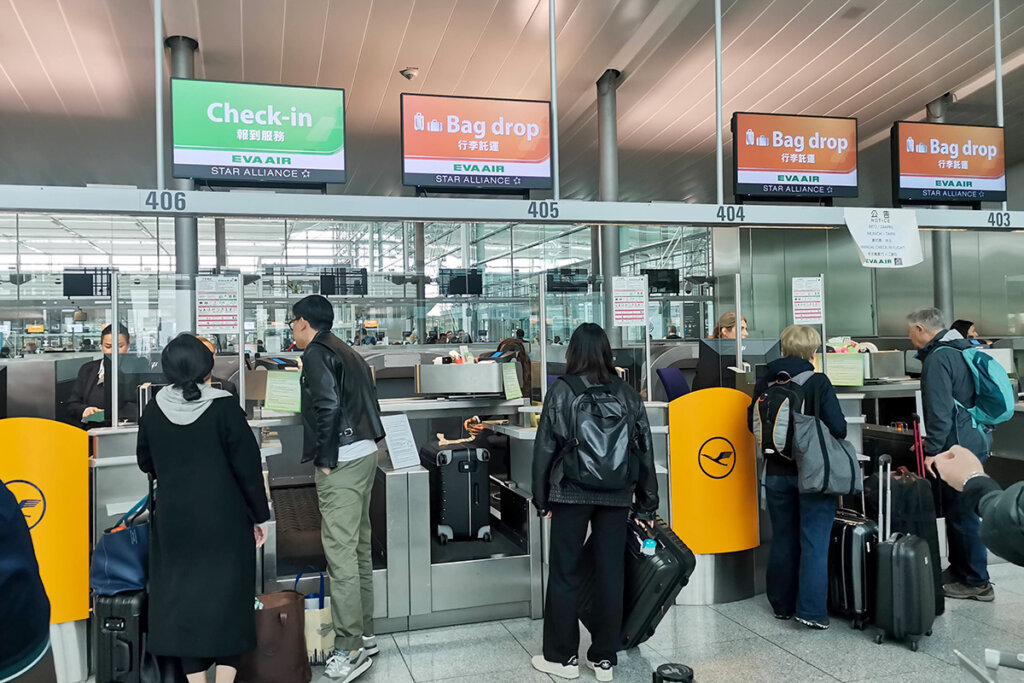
773, 613, 793, 621
795, 616, 829, 630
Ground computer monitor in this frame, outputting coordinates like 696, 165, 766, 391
691, 338, 782, 391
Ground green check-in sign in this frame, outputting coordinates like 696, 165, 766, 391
171, 79, 345, 184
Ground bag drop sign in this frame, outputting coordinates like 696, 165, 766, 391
733, 112, 858, 199
844, 208, 923, 269
402, 93, 552, 190
892, 121, 1005, 203
171, 79, 346, 184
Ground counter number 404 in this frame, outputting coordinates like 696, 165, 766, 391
716, 206, 745, 222
144, 190, 187, 212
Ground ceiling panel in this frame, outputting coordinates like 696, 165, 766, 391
0, 0, 1021, 204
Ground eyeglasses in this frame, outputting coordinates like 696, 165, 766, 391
286, 318, 297, 330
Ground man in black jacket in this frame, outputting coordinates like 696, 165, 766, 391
0, 479, 57, 683
927, 445, 1024, 568
908, 307, 993, 601
291, 295, 384, 683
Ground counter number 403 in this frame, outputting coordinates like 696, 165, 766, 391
987, 211, 1011, 228
144, 190, 187, 212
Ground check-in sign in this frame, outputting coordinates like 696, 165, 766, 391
733, 112, 858, 199
892, 121, 1005, 204
401, 94, 551, 191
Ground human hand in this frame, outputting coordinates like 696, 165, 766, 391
926, 445, 986, 492
318, 467, 332, 476
254, 525, 267, 548
544, 510, 552, 519
83, 406, 101, 420
463, 417, 486, 437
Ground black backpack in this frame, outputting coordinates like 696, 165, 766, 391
558, 375, 636, 491
752, 370, 814, 461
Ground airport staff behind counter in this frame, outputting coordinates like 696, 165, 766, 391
65, 323, 140, 428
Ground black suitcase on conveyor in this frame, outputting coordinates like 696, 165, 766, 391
828, 509, 877, 629
419, 442, 492, 544
95, 591, 145, 683
579, 516, 696, 651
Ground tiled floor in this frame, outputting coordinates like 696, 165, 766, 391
314, 561, 1024, 683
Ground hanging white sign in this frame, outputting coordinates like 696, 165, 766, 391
844, 208, 923, 269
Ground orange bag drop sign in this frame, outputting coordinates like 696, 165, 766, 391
0, 418, 90, 624
668, 388, 759, 554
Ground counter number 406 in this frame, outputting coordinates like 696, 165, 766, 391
144, 190, 187, 212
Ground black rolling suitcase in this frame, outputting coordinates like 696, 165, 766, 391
579, 516, 696, 651
828, 509, 877, 630
95, 591, 145, 683
419, 441, 491, 544
872, 455, 936, 651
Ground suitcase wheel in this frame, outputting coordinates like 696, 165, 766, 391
925, 630, 932, 637
874, 633, 884, 645
910, 640, 919, 652
482, 532, 492, 542
439, 533, 450, 545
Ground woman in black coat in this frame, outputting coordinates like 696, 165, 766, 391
136, 334, 270, 682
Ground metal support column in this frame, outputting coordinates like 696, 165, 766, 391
995, 0, 1007, 211
414, 221, 427, 340
714, 0, 724, 204
166, 35, 199, 333
548, 0, 560, 200
598, 69, 622, 346
154, 0, 164, 189
927, 93, 954, 318
214, 217, 226, 272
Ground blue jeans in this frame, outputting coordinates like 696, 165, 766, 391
944, 481, 989, 587
764, 474, 838, 623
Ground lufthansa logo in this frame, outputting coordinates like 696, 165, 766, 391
698, 437, 736, 479
8, 480, 46, 530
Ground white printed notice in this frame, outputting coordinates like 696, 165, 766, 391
844, 208, 923, 269
612, 276, 648, 327
792, 277, 824, 325
380, 414, 420, 470
196, 275, 241, 335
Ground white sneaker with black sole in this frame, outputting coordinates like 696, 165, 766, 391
362, 635, 379, 656
323, 648, 372, 682
531, 655, 580, 680
587, 659, 614, 682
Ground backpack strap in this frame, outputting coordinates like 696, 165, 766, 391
791, 370, 815, 386
560, 374, 588, 396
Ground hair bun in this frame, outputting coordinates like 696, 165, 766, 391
181, 381, 202, 402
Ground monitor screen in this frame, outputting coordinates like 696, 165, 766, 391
546, 268, 589, 292
641, 269, 680, 295
439, 268, 483, 295
732, 112, 858, 199
401, 93, 552, 191
891, 121, 1005, 204
320, 268, 367, 296
692, 338, 781, 391
171, 79, 346, 185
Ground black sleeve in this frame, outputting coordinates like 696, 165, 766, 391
922, 355, 956, 455
631, 402, 660, 519
65, 362, 93, 422
303, 344, 341, 467
220, 401, 271, 524
964, 477, 1024, 567
532, 385, 566, 512
813, 376, 848, 440
136, 411, 154, 477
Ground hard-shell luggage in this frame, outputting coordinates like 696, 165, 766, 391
872, 455, 936, 651
579, 516, 696, 651
827, 509, 877, 629
95, 591, 145, 683
420, 442, 491, 543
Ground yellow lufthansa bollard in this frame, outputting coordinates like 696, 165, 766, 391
668, 388, 759, 554
0, 418, 90, 624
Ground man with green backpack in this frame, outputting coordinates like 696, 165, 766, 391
907, 307, 1016, 602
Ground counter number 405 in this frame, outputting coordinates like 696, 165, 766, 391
527, 201, 559, 219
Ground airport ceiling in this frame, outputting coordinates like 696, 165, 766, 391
0, 0, 1022, 203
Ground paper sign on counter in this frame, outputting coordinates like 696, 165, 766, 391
380, 414, 420, 470
263, 371, 302, 413
503, 363, 523, 400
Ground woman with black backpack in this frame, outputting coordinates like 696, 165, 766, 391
531, 323, 659, 682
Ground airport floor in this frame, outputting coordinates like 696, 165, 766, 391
313, 560, 1024, 683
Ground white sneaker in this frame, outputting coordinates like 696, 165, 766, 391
531, 655, 580, 680
324, 649, 372, 682
587, 659, 614, 682
362, 635, 379, 656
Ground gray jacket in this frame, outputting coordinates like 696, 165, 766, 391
917, 329, 990, 459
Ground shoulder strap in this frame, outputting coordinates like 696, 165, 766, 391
791, 370, 815, 386
561, 374, 588, 396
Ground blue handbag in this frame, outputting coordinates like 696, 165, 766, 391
90, 484, 151, 595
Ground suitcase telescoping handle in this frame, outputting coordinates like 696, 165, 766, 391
878, 454, 892, 542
